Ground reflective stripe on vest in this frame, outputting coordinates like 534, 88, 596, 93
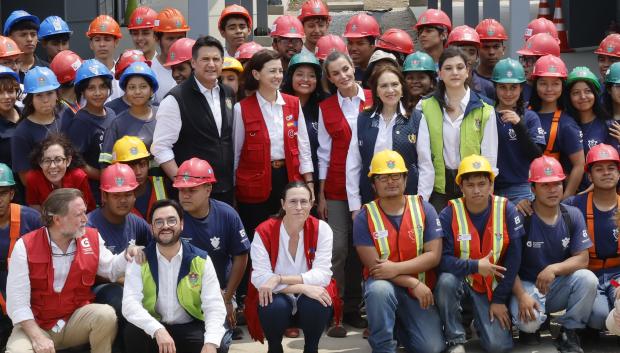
152, 176, 167, 200
586, 192, 620, 271
543, 109, 561, 161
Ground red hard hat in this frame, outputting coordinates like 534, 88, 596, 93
219, 4, 253, 30
375, 29, 414, 55
154, 8, 190, 33
173, 158, 217, 188
164, 38, 195, 67
475, 18, 508, 41
516, 33, 560, 57
524, 18, 558, 43
128, 6, 158, 30
414, 8, 452, 33
298, 0, 330, 22
315, 34, 348, 60
532, 54, 567, 79
528, 155, 566, 183
87, 15, 122, 39
0, 36, 23, 58
100, 163, 139, 192
594, 34, 620, 59
585, 143, 620, 171
343, 13, 381, 38
115, 50, 149, 80
49, 50, 83, 84
270, 15, 305, 38
447, 25, 480, 47
234, 41, 264, 60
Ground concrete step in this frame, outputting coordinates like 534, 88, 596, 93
327, 1, 364, 11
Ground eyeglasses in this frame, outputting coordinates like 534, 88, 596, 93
153, 217, 179, 229
40, 157, 67, 167
374, 173, 404, 182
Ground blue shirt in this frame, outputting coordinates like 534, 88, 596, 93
100, 108, 157, 165
439, 198, 524, 303
523, 83, 533, 105
538, 111, 583, 175
180, 199, 250, 288
578, 117, 611, 191
519, 205, 591, 282
472, 71, 496, 102
86, 208, 152, 255
104, 97, 130, 116
11, 117, 62, 172
63, 107, 117, 168
495, 110, 546, 188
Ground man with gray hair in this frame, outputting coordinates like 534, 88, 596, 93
4, 188, 142, 353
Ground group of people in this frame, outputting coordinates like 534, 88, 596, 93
1, 1, 620, 353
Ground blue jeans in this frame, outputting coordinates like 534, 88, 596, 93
434, 273, 513, 353
588, 272, 620, 330
257, 294, 331, 353
364, 278, 445, 353
510, 269, 598, 332
494, 183, 534, 205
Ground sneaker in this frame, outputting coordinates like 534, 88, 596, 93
326, 324, 347, 338
519, 330, 541, 346
232, 326, 244, 340
343, 312, 367, 329
555, 328, 584, 353
284, 327, 300, 338
446, 343, 466, 353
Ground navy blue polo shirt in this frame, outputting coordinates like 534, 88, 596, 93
63, 107, 117, 168
100, 109, 157, 165
87, 208, 152, 254
578, 117, 611, 191
11, 117, 62, 173
495, 110, 546, 189
523, 83, 533, 105
180, 199, 250, 288
538, 111, 583, 175
472, 71, 496, 102
104, 97, 130, 116
519, 205, 591, 282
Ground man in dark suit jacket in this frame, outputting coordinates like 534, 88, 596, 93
152, 35, 236, 205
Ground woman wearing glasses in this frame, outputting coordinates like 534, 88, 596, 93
25, 133, 96, 212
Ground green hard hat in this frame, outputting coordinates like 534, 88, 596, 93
403, 51, 436, 73
605, 62, 620, 84
491, 58, 526, 84
567, 66, 601, 93
0, 163, 15, 187
288, 52, 322, 78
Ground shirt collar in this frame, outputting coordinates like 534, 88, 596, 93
337, 84, 366, 107
444, 87, 470, 113
374, 102, 406, 119
256, 90, 285, 107
156, 242, 183, 261
194, 76, 220, 94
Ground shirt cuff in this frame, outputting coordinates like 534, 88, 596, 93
153, 150, 175, 165
348, 197, 361, 212
11, 308, 35, 325
146, 321, 165, 338
300, 163, 313, 176
204, 331, 224, 348
318, 167, 327, 180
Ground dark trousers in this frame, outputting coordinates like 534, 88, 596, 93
124, 320, 225, 353
258, 294, 332, 353
429, 168, 462, 213
94, 283, 125, 352
343, 229, 363, 315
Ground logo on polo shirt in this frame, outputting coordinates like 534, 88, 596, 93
239, 229, 247, 238
561, 237, 570, 249
508, 128, 517, 141
210, 236, 221, 250
587, 139, 599, 149
614, 229, 619, 241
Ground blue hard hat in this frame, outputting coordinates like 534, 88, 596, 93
74, 59, 113, 86
23, 66, 60, 94
3, 10, 40, 36
0, 65, 19, 83
38, 16, 72, 39
119, 62, 159, 93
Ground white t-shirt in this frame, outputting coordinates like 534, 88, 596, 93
151, 56, 178, 103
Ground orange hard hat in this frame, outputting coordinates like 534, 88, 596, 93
270, 15, 305, 38
173, 158, 217, 188
115, 50, 149, 80
50, 50, 83, 84
100, 163, 139, 192
531, 54, 568, 79
594, 33, 620, 59
0, 36, 23, 58
219, 4, 252, 30
414, 8, 452, 33
528, 155, 566, 183
516, 33, 560, 57
234, 41, 264, 60
375, 29, 414, 55
164, 38, 196, 67
86, 15, 122, 39
316, 34, 348, 60
447, 25, 480, 47
298, 0, 330, 22
524, 18, 558, 43
128, 6, 158, 30
475, 18, 508, 41
154, 8, 190, 33
585, 143, 620, 171
343, 13, 381, 38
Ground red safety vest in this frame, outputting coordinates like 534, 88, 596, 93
244, 216, 342, 343
0, 204, 21, 313
363, 195, 436, 291
450, 196, 509, 301
23, 227, 100, 330
585, 192, 620, 271
131, 176, 167, 221
320, 89, 372, 200
236, 93, 303, 203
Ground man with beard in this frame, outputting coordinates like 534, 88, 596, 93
122, 199, 227, 353
5, 188, 140, 353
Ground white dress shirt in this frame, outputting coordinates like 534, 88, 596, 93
345, 104, 435, 211
151, 77, 223, 165
7, 229, 128, 326
151, 56, 178, 102
317, 85, 367, 180
122, 244, 226, 346
251, 220, 333, 313
233, 91, 313, 175
416, 88, 498, 172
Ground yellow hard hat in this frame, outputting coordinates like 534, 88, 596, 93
455, 154, 495, 185
368, 150, 408, 177
222, 57, 243, 73
112, 136, 150, 163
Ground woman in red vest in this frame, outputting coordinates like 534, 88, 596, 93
244, 181, 338, 353
233, 49, 315, 242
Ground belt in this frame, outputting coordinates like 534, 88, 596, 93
271, 159, 286, 169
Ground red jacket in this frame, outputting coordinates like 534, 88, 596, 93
26, 168, 96, 212
23, 227, 99, 330
236, 93, 303, 203
320, 90, 372, 200
244, 216, 342, 343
